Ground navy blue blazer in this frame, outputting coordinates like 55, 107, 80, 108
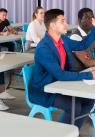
29, 28, 95, 107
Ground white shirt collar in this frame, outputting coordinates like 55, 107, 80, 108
78, 26, 87, 37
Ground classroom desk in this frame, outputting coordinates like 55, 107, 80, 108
0, 32, 25, 43
0, 52, 34, 72
0, 112, 79, 137
11, 23, 24, 28
11, 23, 28, 28
44, 81, 95, 124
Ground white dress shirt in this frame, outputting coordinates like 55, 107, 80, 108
26, 19, 46, 43
70, 26, 87, 41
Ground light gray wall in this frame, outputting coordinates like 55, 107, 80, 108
0, 0, 38, 23
41, 0, 95, 25
0, 0, 95, 24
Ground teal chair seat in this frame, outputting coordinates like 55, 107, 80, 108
22, 64, 58, 120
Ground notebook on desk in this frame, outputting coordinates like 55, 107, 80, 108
83, 79, 95, 85
81, 67, 95, 72
81, 67, 95, 85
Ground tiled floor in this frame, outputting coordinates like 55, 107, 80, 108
2, 73, 95, 137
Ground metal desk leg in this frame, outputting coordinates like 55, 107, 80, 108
71, 96, 75, 125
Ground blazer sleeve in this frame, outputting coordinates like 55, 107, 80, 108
64, 27, 95, 51
36, 46, 93, 81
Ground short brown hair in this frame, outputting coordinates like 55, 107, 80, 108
44, 9, 64, 30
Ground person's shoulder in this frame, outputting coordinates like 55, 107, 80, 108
61, 34, 70, 41
67, 28, 82, 41
28, 20, 38, 28
2, 19, 10, 27
28, 21, 34, 26
35, 36, 49, 54
36, 38, 46, 49
3, 19, 9, 24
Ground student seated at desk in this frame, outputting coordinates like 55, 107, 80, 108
0, 8, 17, 111
0, 8, 18, 51
69, 8, 95, 71
25, 6, 46, 50
0, 8, 18, 52
29, 9, 95, 137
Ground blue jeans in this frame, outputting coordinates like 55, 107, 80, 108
52, 94, 94, 129
0, 72, 4, 84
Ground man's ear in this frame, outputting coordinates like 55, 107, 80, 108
50, 22, 56, 30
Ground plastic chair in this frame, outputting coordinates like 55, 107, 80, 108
21, 23, 28, 52
89, 104, 95, 127
9, 20, 14, 24
22, 64, 58, 120
23, 23, 28, 32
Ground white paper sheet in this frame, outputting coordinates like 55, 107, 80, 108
81, 67, 95, 72
83, 79, 95, 85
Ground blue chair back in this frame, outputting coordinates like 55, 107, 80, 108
9, 20, 14, 24
21, 23, 29, 52
23, 23, 28, 32
22, 64, 58, 120
22, 64, 34, 107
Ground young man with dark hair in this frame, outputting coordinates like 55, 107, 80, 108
70, 8, 95, 70
29, 9, 95, 136
0, 8, 17, 110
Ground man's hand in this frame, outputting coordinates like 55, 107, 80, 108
92, 70, 95, 79
7, 25, 18, 35
1, 32, 9, 36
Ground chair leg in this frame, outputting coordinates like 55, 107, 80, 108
13, 41, 18, 51
29, 106, 52, 121
89, 113, 95, 127
43, 110, 52, 120
89, 105, 95, 127
29, 107, 38, 117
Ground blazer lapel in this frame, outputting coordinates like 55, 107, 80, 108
44, 32, 61, 63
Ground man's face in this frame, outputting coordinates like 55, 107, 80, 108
0, 11, 7, 21
80, 11, 94, 31
51, 15, 68, 35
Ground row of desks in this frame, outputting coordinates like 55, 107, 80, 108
0, 31, 25, 43
0, 52, 34, 72
0, 112, 79, 137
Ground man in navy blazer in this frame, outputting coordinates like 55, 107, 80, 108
29, 9, 95, 131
